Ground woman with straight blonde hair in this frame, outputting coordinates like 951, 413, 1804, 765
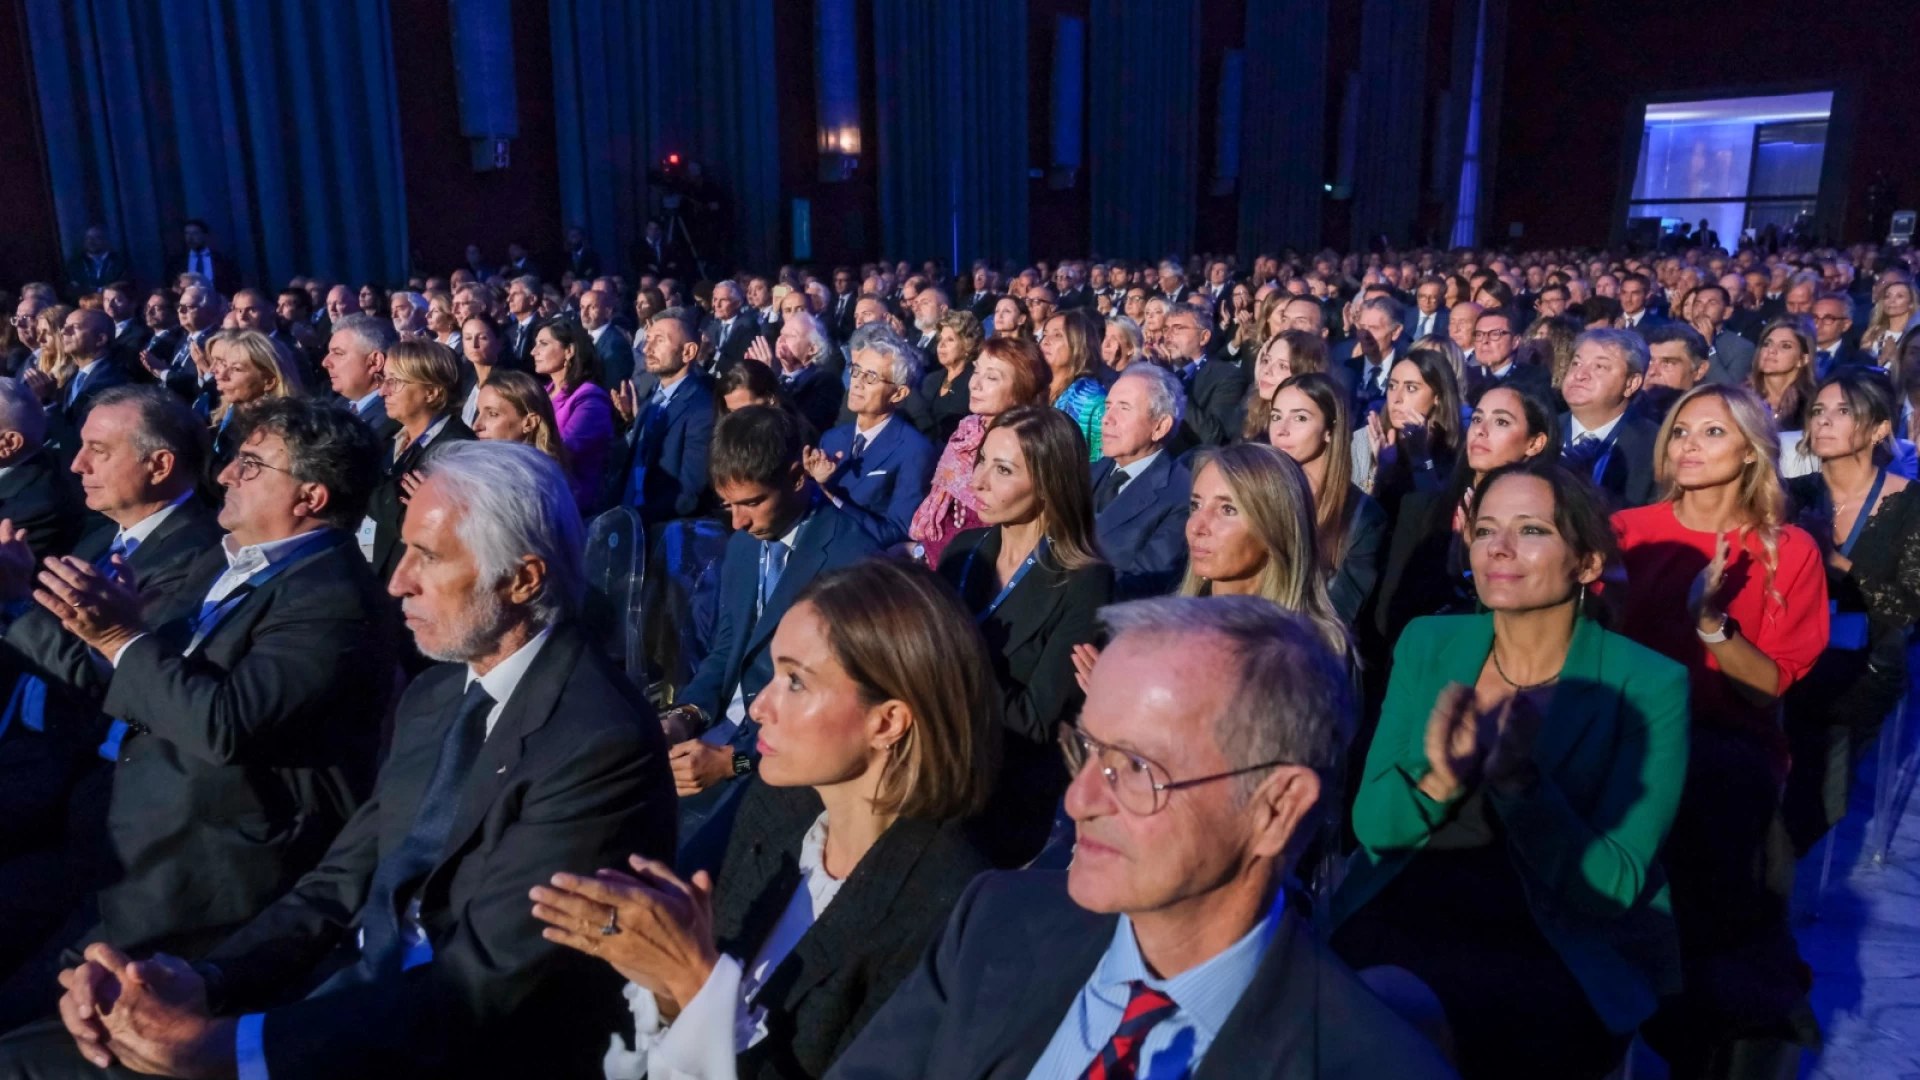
1861, 271, 1918, 362
1611, 382, 1827, 1075
206, 328, 305, 425
32, 305, 75, 394
1178, 441, 1350, 659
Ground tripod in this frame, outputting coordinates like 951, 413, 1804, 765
660, 195, 704, 280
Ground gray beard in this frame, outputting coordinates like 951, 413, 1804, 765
411, 583, 508, 663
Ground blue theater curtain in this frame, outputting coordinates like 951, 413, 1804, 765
871, 0, 1029, 269
1238, 0, 1328, 256
1090, 0, 1200, 261
1349, 0, 1430, 249
22, 0, 410, 289
551, 0, 780, 275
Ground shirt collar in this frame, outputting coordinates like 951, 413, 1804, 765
1093, 902, 1281, 1044
116, 490, 195, 552
401, 413, 452, 452
221, 526, 336, 574
353, 390, 382, 413
655, 369, 689, 401
462, 624, 554, 715
1116, 448, 1163, 482
590, 324, 608, 343
852, 413, 892, 444
1569, 409, 1626, 443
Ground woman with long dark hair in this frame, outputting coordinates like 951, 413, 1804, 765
1269, 372, 1387, 626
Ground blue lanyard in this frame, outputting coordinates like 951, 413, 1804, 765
961, 536, 1048, 624
1833, 468, 1888, 558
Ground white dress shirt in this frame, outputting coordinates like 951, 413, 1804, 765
1566, 409, 1625, 445
1108, 448, 1162, 500
605, 811, 846, 1080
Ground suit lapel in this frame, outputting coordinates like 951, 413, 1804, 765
0, 452, 45, 503
774, 818, 940, 1007
1194, 909, 1318, 1080
978, 903, 1115, 1078
745, 508, 836, 656
440, 627, 583, 860
1533, 616, 1611, 778
1097, 452, 1171, 530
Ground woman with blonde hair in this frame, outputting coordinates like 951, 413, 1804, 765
1100, 315, 1145, 374
1238, 329, 1329, 442
368, 339, 476, 579
924, 309, 983, 444
1268, 372, 1387, 625
1862, 271, 1918, 362
32, 304, 75, 394
472, 367, 571, 474
1139, 295, 1173, 360
1612, 382, 1827, 1075
1178, 441, 1350, 658
1751, 316, 1818, 428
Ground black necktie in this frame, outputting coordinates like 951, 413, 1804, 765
848, 432, 869, 471
349, 681, 495, 981
1095, 466, 1128, 514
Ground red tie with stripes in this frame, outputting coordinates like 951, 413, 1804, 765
1076, 981, 1179, 1080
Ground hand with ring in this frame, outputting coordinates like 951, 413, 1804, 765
530, 855, 719, 1015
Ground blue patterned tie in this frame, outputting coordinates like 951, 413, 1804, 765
350, 681, 495, 979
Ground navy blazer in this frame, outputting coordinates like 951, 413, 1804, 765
783, 364, 845, 438
591, 323, 635, 390
1560, 409, 1660, 509
825, 871, 1460, 1080
818, 419, 936, 548
679, 497, 883, 734
1091, 451, 1190, 600
611, 372, 717, 523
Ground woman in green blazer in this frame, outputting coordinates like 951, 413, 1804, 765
1331, 459, 1690, 1080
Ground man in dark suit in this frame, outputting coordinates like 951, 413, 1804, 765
0, 387, 220, 1029
826, 597, 1457, 1080
631, 220, 672, 279
1409, 276, 1448, 340
62, 227, 129, 304
1811, 294, 1861, 379
704, 281, 761, 375
1056, 264, 1093, 312
611, 310, 716, 523
0, 398, 397, 1011
560, 225, 599, 281
1092, 367, 1191, 600
321, 314, 395, 429
1683, 285, 1755, 386
1618, 272, 1664, 333
1560, 328, 1660, 509
962, 267, 998, 323
579, 288, 634, 389
101, 283, 151, 358
1155, 262, 1191, 305
810, 328, 934, 547
502, 277, 545, 369
45, 310, 137, 462
498, 240, 539, 282
1164, 307, 1246, 453
165, 220, 238, 297
0, 378, 85, 560
663, 406, 883, 833
1338, 297, 1412, 418
1466, 308, 1554, 405
6, 440, 676, 1079
826, 266, 860, 342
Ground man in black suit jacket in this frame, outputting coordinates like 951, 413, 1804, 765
0, 387, 221, 1029
320, 314, 395, 429
102, 283, 151, 358
826, 597, 1457, 1080
560, 226, 599, 281
826, 267, 860, 341
1, 399, 397, 975
0, 378, 85, 559
664, 406, 883, 834
46, 310, 138, 462
62, 227, 129, 303
1164, 307, 1246, 453
1092, 367, 1191, 599
1560, 328, 1660, 509
8, 440, 676, 1079
607, 311, 717, 522
502, 277, 545, 369
166, 220, 239, 297
704, 281, 762, 374
579, 289, 635, 389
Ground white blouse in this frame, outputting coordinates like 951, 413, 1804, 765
605, 812, 845, 1080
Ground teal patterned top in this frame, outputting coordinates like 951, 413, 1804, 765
1054, 376, 1108, 461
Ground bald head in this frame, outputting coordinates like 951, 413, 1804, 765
63, 308, 114, 361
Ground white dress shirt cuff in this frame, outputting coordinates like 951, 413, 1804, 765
236, 1013, 269, 1080
110, 632, 148, 667
605, 956, 748, 1080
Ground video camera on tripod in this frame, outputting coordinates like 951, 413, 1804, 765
647, 154, 720, 276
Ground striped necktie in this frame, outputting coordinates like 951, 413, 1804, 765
1076, 982, 1178, 1080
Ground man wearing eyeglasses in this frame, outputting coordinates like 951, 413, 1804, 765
828, 597, 1456, 1080
804, 324, 932, 548
161, 287, 224, 404
0, 397, 398, 1020
6, 296, 50, 379
1466, 308, 1552, 406
1810, 294, 1860, 379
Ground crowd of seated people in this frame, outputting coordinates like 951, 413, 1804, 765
0, 228, 1907, 1078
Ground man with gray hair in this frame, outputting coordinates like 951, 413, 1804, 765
763, 309, 841, 435
1559, 327, 1659, 508
324, 313, 398, 428
829, 596, 1454, 1079
503, 274, 544, 368
1091, 364, 1191, 599
805, 323, 933, 547
704, 279, 760, 374
578, 288, 633, 389
17, 439, 676, 1078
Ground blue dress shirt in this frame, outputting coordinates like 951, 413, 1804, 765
1024, 901, 1280, 1079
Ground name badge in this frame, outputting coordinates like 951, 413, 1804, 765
357, 516, 378, 562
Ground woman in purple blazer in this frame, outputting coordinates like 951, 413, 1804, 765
532, 319, 615, 514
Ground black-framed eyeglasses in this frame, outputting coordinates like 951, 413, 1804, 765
231, 452, 293, 483
848, 366, 895, 387
1059, 723, 1294, 816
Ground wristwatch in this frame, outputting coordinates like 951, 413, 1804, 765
731, 752, 754, 777
1696, 613, 1731, 644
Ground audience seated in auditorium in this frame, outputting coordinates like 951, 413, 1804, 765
807, 326, 932, 549
1090, 364, 1190, 601
1269, 373, 1387, 627
909, 336, 1049, 566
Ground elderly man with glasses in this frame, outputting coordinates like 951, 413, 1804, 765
827, 597, 1458, 1080
804, 323, 934, 548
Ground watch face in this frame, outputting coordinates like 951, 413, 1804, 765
732, 753, 752, 776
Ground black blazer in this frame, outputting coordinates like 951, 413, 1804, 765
1175, 357, 1249, 453
782, 365, 845, 438
367, 418, 477, 582
201, 623, 677, 1080
688, 782, 990, 1079
938, 529, 1112, 866
1330, 487, 1388, 627
921, 364, 973, 447
708, 312, 765, 374
0, 501, 223, 762
824, 871, 1460, 1080
1560, 410, 1661, 510
1370, 489, 1472, 647
47, 356, 141, 462
0, 448, 86, 559
95, 529, 400, 959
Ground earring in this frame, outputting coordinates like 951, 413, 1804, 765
1578, 582, 1588, 615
